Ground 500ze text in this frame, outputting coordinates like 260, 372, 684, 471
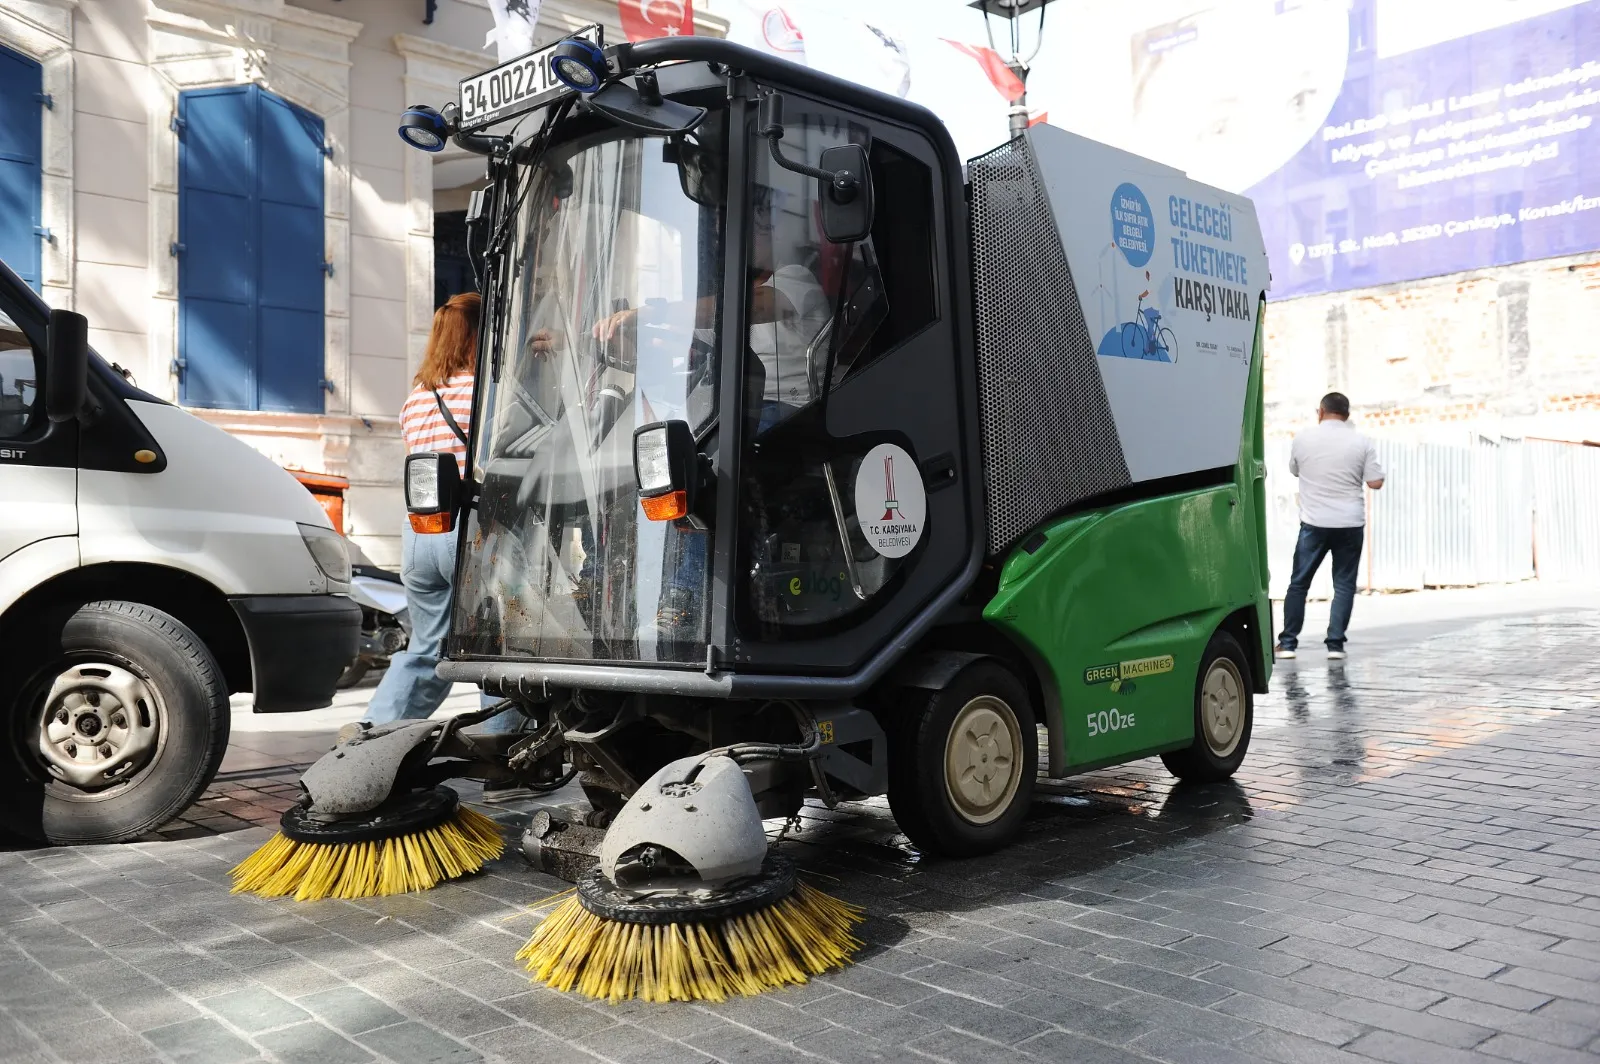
1087, 709, 1136, 737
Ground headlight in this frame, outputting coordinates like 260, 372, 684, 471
298, 523, 351, 584
634, 426, 675, 496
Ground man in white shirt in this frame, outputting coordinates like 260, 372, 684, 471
1277, 392, 1386, 661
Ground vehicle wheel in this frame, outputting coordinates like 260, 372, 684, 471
1, 601, 230, 845
1161, 630, 1253, 782
888, 660, 1037, 858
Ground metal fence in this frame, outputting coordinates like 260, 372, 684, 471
1265, 434, 1598, 596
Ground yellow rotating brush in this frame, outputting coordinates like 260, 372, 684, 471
514, 753, 865, 1003
518, 855, 863, 1003
231, 786, 504, 902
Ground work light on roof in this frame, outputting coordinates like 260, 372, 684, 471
398, 105, 448, 152
549, 38, 608, 95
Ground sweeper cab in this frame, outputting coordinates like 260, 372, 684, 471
237, 30, 1273, 995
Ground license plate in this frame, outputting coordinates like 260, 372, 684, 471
458, 25, 601, 133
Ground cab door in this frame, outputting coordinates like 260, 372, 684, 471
0, 272, 77, 565
724, 88, 981, 676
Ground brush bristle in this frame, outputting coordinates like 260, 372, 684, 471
229, 806, 505, 901
517, 881, 865, 1003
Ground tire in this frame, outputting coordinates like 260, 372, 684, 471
887, 661, 1037, 858
2, 601, 230, 845
336, 661, 371, 689
1161, 630, 1253, 783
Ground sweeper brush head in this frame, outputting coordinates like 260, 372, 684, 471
230, 786, 504, 901
517, 854, 864, 1003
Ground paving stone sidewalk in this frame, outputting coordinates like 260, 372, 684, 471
2, 610, 1598, 1064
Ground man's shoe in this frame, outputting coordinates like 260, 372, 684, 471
482, 780, 537, 804
1275, 646, 1297, 659
1327, 648, 1347, 660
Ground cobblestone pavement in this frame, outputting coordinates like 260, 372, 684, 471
3, 610, 1599, 1064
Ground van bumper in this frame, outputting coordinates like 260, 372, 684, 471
230, 594, 363, 712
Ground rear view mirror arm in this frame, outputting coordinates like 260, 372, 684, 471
757, 92, 861, 206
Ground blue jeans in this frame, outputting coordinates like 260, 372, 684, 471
1278, 523, 1365, 651
366, 523, 521, 734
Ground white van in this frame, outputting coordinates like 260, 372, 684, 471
0, 260, 360, 844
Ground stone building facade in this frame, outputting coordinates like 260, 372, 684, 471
1263, 250, 1600, 444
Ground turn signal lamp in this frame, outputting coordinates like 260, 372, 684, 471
409, 512, 453, 534
641, 491, 689, 522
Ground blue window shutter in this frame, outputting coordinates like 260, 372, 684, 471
178, 86, 255, 410
256, 91, 325, 414
0, 46, 44, 292
177, 84, 324, 413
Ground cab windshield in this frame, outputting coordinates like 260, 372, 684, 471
452, 118, 726, 664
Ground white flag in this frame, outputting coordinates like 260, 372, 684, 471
486, 0, 541, 62
721, 4, 910, 98
803, 21, 911, 99
723, 3, 807, 61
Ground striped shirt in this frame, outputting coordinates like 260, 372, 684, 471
400, 373, 474, 475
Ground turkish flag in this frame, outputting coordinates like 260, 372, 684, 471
620, 0, 694, 42
941, 39, 1024, 103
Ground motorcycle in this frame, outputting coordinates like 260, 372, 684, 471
339, 539, 410, 688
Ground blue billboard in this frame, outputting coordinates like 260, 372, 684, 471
1245, 0, 1600, 298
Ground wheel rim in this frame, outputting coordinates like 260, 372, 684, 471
943, 695, 1024, 826
1199, 657, 1245, 758
35, 662, 163, 791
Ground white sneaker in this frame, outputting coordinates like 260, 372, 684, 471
1275, 646, 1296, 659
1327, 649, 1347, 660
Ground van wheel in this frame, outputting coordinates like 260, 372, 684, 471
888, 661, 1037, 858
1161, 630, 1253, 782
2, 601, 229, 845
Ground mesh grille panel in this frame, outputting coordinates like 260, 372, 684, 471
968, 138, 1131, 557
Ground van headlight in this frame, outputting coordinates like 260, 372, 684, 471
298, 523, 351, 584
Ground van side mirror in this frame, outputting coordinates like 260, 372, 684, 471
405, 451, 462, 534
45, 309, 88, 424
818, 143, 874, 244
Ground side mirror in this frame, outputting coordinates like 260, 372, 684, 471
405, 451, 462, 534
45, 309, 88, 424
757, 93, 875, 244
818, 143, 874, 244
632, 420, 696, 522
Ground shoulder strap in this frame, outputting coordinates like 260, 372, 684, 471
431, 387, 469, 447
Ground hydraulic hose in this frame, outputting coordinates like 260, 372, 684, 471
705, 701, 838, 809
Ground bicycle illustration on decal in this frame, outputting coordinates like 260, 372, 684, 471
1097, 271, 1178, 363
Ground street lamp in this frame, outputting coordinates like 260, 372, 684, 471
969, 0, 1059, 139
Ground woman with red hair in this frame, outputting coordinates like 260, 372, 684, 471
361, 293, 527, 797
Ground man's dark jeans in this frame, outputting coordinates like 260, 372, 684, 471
1278, 523, 1365, 651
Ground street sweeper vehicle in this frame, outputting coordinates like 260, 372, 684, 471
232, 30, 1272, 1001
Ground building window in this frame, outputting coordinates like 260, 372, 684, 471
177, 85, 326, 413
434, 210, 474, 308
0, 46, 44, 293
